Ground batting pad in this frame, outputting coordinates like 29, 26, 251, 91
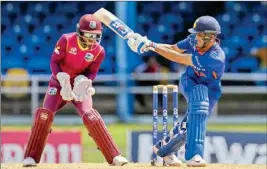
24, 108, 54, 163
185, 85, 209, 160
82, 109, 120, 164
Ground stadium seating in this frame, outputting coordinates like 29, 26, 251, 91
254, 68, 267, 86
1, 2, 266, 74
230, 56, 259, 73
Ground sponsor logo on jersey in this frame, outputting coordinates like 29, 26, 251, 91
54, 46, 60, 55
193, 66, 206, 72
210, 50, 219, 59
69, 47, 77, 55
84, 53, 94, 62
48, 87, 57, 95
194, 55, 203, 68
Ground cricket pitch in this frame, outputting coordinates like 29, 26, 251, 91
2, 163, 266, 169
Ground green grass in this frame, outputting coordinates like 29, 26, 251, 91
2, 123, 266, 163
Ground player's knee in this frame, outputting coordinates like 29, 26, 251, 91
82, 109, 102, 126
157, 149, 171, 157
43, 103, 58, 113
188, 85, 209, 115
34, 107, 54, 122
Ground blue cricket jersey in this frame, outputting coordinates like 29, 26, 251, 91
176, 34, 225, 108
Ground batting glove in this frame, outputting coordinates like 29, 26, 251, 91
126, 33, 156, 55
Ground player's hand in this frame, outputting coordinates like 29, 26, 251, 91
56, 72, 75, 101
126, 32, 142, 39
142, 38, 156, 52
126, 33, 156, 54
72, 75, 95, 102
126, 33, 144, 54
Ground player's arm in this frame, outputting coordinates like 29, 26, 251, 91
155, 43, 186, 53
51, 35, 75, 101
149, 36, 191, 65
127, 33, 191, 65
50, 35, 67, 78
153, 45, 193, 66
83, 48, 105, 80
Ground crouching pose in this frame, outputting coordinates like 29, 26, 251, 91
23, 14, 128, 167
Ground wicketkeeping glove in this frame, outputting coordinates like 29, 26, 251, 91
72, 75, 95, 102
56, 72, 75, 101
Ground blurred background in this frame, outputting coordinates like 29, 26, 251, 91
1, 1, 266, 164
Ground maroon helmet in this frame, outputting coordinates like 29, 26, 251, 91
76, 14, 103, 48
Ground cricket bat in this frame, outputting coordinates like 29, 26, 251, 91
93, 8, 134, 39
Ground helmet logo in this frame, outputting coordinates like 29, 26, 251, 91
89, 21, 96, 29
193, 19, 199, 28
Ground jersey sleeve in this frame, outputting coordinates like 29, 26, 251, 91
83, 48, 105, 80
176, 38, 190, 50
192, 49, 225, 72
50, 35, 67, 77
176, 35, 195, 50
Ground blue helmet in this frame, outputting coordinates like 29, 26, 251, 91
188, 16, 221, 34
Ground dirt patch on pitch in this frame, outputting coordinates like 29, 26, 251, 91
2, 163, 266, 169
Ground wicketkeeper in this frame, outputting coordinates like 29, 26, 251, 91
22, 14, 128, 167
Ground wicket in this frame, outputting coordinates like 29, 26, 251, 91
152, 84, 179, 165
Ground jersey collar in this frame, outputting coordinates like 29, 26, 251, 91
77, 36, 89, 51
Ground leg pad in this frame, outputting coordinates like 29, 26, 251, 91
24, 108, 54, 163
82, 109, 120, 164
185, 85, 209, 160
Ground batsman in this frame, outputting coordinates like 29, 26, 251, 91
127, 16, 225, 167
22, 14, 128, 167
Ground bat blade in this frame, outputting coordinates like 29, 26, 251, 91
94, 8, 134, 39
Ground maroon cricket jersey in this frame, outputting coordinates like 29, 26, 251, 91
49, 32, 105, 86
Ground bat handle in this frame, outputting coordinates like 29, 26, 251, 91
125, 32, 136, 40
